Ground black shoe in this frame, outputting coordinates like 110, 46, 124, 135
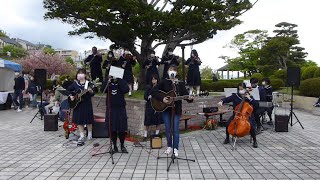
121, 146, 128, 153
110, 147, 118, 154
253, 141, 258, 148
142, 137, 147, 142
267, 121, 273, 125
223, 138, 230, 144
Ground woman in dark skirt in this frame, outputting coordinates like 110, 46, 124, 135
143, 74, 162, 140
118, 49, 137, 96
101, 76, 130, 153
142, 50, 160, 86
68, 69, 95, 144
186, 49, 202, 95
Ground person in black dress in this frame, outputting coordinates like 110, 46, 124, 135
151, 65, 193, 157
84, 46, 103, 82
143, 74, 162, 140
101, 76, 130, 153
160, 48, 179, 79
186, 49, 202, 95
68, 69, 95, 144
143, 50, 160, 86
218, 83, 258, 148
118, 49, 137, 96
262, 78, 274, 125
250, 78, 266, 134
102, 51, 117, 80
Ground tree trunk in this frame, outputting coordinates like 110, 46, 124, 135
137, 39, 152, 90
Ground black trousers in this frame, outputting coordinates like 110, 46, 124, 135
111, 131, 126, 148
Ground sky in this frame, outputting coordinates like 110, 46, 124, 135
0, 0, 319, 71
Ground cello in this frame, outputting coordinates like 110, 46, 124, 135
228, 92, 253, 138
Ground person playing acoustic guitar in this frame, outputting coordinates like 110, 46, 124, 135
151, 65, 193, 157
68, 69, 96, 145
218, 83, 259, 148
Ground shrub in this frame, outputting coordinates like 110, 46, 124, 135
45, 79, 53, 90
314, 67, 320, 78
201, 80, 242, 92
251, 73, 264, 82
274, 69, 287, 81
269, 75, 276, 79
270, 79, 285, 90
301, 66, 318, 80
299, 78, 320, 97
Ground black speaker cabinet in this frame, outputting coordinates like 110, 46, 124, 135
34, 69, 47, 86
287, 67, 301, 87
275, 114, 289, 132
93, 117, 109, 138
203, 107, 219, 113
44, 114, 58, 131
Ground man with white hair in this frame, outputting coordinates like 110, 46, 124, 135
13, 72, 25, 112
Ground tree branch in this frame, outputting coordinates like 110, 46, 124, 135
160, 0, 169, 11
152, 0, 161, 7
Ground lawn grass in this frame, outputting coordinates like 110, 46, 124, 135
277, 87, 300, 96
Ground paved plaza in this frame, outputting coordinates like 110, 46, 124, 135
0, 107, 320, 180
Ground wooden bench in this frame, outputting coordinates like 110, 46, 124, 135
198, 110, 232, 126
180, 114, 197, 130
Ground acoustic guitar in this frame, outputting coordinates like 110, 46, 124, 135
68, 79, 100, 109
151, 90, 209, 112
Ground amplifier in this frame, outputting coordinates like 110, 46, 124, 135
150, 134, 162, 149
275, 114, 289, 132
93, 117, 109, 138
203, 106, 218, 113
44, 114, 58, 131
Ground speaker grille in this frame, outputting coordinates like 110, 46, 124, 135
34, 69, 47, 86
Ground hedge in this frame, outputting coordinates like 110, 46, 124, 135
301, 66, 318, 80
200, 78, 284, 92
274, 69, 287, 81
299, 78, 320, 97
251, 73, 263, 82
314, 67, 320, 78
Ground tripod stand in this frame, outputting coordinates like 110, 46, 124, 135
157, 79, 195, 171
289, 86, 304, 129
30, 85, 43, 123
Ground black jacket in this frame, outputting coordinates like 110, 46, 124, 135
151, 78, 192, 115
14, 76, 25, 91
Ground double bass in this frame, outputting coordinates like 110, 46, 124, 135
228, 92, 253, 137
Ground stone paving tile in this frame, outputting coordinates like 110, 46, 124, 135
1, 108, 320, 179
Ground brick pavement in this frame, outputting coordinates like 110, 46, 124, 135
0, 107, 320, 179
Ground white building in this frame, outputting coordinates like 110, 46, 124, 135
55, 49, 81, 67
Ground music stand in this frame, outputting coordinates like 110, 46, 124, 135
30, 85, 44, 123
157, 78, 195, 171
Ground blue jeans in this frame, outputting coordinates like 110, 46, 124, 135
13, 90, 23, 109
162, 111, 180, 150
30, 94, 37, 107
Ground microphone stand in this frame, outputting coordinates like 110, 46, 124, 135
157, 76, 195, 171
91, 77, 114, 164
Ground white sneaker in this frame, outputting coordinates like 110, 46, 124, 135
164, 147, 172, 154
174, 148, 178, 157
128, 91, 132, 96
87, 134, 92, 140
78, 136, 85, 143
17, 109, 22, 112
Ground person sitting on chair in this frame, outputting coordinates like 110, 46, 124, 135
250, 78, 266, 134
262, 78, 274, 125
218, 83, 259, 148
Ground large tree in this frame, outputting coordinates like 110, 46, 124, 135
224, 29, 268, 76
259, 22, 307, 69
44, 0, 257, 87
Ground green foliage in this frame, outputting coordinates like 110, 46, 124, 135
302, 60, 317, 67
314, 67, 320, 78
45, 79, 53, 90
301, 66, 318, 80
270, 79, 285, 90
274, 69, 287, 81
201, 79, 243, 92
2, 45, 27, 58
133, 63, 140, 78
43, 46, 56, 55
200, 66, 213, 79
251, 73, 263, 82
0, 30, 8, 38
299, 78, 320, 97
65, 57, 74, 65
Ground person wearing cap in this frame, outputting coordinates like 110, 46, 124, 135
13, 72, 25, 112
151, 64, 193, 157
160, 48, 179, 79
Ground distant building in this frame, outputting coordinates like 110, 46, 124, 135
0, 37, 20, 48
13, 38, 38, 51
55, 48, 81, 67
